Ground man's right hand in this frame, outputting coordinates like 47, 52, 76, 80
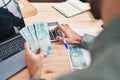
24, 42, 44, 78
54, 24, 82, 45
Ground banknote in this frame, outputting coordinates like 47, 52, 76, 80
27, 24, 37, 41
23, 27, 37, 53
68, 45, 88, 70
19, 28, 35, 52
35, 23, 53, 55
20, 22, 53, 55
27, 25, 40, 53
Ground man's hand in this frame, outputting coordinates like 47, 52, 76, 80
24, 42, 44, 78
54, 24, 82, 45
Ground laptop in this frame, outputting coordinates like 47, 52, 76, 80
0, 0, 26, 79
0, 0, 63, 79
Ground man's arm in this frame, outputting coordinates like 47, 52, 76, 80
55, 24, 96, 49
80, 34, 95, 49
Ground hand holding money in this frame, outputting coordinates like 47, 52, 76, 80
24, 42, 44, 78
19, 22, 53, 55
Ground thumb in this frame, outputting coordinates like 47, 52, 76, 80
24, 42, 36, 57
24, 42, 31, 53
38, 48, 44, 58
65, 38, 80, 45
56, 36, 63, 41
56, 36, 71, 44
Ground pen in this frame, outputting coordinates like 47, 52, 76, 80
63, 38, 74, 71
63, 38, 69, 49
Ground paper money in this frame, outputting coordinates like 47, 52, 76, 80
35, 23, 53, 55
27, 25, 40, 53
20, 28, 36, 52
68, 45, 88, 70
27, 24, 37, 41
19, 22, 53, 55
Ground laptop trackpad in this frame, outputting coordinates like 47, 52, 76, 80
0, 50, 26, 80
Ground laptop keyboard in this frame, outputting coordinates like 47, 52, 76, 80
0, 36, 25, 61
0, 30, 62, 62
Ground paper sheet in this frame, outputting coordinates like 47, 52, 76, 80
73, 28, 98, 36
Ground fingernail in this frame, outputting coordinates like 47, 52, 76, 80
44, 52, 47, 57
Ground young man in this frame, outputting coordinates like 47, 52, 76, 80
24, 0, 120, 80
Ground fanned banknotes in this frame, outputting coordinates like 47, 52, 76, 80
68, 45, 88, 71
19, 22, 53, 55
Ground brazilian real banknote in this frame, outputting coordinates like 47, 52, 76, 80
19, 22, 53, 55
68, 45, 88, 71
34, 23, 53, 55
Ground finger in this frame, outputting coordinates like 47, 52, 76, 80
59, 24, 71, 34
38, 48, 44, 58
54, 24, 63, 32
56, 36, 77, 45
54, 25, 60, 31
24, 42, 35, 57
61, 24, 69, 29
72, 41, 81, 45
65, 24, 70, 28
65, 24, 69, 26
56, 36, 63, 41
65, 38, 73, 44
54, 25, 67, 34
24, 42, 31, 53
65, 38, 80, 45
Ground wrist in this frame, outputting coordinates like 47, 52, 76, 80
30, 69, 42, 78
80, 34, 95, 49
76, 35, 82, 45
31, 72, 41, 78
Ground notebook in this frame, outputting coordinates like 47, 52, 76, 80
53, 0, 90, 18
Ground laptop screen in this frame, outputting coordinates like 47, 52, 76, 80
0, 0, 25, 43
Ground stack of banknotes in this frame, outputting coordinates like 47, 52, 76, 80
68, 45, 89, 71
19, 22, 53, 55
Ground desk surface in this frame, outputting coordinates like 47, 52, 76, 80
9, 2, 103, 80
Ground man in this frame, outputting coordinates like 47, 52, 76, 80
24, 0, 120, 80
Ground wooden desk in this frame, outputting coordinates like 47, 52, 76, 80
9, 2, 103, 80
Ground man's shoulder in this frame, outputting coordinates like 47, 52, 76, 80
90, 16, 120, 58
